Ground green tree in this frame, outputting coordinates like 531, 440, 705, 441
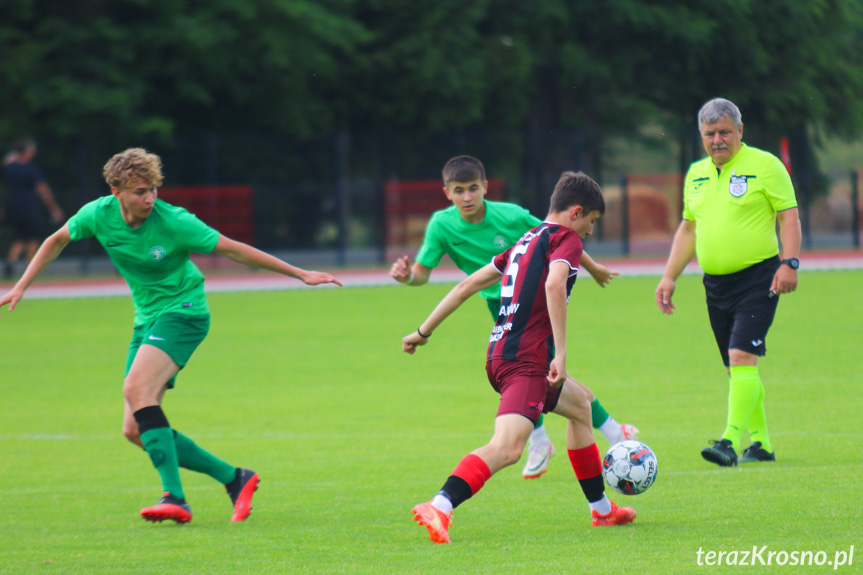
0, 0, 365, 143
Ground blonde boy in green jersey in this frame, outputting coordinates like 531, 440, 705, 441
390, 155, 638, 479
0, 148, 343, 523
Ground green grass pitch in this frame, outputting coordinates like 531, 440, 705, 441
0, 271, 860, 573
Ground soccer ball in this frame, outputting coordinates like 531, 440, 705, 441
603, 440, 658, 495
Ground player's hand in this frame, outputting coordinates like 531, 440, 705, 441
390, 256, 412, 283
300, 271, 343, 287
655, 277, 677, 315
0, 288, 24, 320
547, 356, 566, 388
769, 266, 798, 296
50, 207, 64, 224
589, 264, 620, 287
402, 330, 429, 354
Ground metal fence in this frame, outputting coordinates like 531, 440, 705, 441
1, 130, 861, 275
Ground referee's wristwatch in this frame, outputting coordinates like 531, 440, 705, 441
780, 257, 800, 270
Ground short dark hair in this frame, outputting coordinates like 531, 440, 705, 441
442, 155, 486, 185
13, 138, 35, 154
549, 171, 605, 215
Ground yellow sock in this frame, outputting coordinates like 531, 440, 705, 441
746, 381, 772, 452
721, 366, 761, 447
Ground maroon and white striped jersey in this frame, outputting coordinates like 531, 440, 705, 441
487, 223, 583, 366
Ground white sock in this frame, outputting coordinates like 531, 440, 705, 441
529, 424, 550, 447
431, 494, 453, 514
598, 416, 622, 444
589, 495, 612, 516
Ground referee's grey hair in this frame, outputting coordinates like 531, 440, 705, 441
698, 98, 742, 129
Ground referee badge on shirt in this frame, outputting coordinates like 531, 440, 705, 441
729, 171, 748, 197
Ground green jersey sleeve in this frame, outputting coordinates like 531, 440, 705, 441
67, 199, 101, 241
173, 208, 220, 254
415, 212, 447, 269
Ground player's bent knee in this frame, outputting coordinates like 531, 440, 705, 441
728, 348, 759, 366
503, 444, 525, 466
487, 440, 527, 467
563, 379, 591, 405
122, 377, 140, 399
122, 424, 142, 447
122, 377, 154, 405
574, 389, 592, 410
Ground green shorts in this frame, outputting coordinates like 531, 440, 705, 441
125, 313, 211, 389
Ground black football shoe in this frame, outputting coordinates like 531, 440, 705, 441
701, 438, 738, 467
740, 441, 776, 463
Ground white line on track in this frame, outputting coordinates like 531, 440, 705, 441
14, 254, 863, 300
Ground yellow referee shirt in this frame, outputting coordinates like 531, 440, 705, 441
683, 144, 797, 275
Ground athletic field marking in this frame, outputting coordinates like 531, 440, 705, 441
9, 430, 862, 441
11, 256, 863, 300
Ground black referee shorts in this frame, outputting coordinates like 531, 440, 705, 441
703, 256, 781, 367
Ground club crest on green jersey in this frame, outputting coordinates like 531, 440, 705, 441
729, 170, 748, 197
148, 246, 167, 261
494, 235, 509, 249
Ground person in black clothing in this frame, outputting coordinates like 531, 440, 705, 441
3, 139, 64, 278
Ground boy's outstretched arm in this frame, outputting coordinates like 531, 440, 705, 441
389, 255, 432, 286
402, 263, 501, 354
214, 235, 342, 286
0, 224, 72, 319
580, 251, 619, 287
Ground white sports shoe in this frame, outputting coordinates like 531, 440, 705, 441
620, 424, 639, 441
522, 441, 555, 479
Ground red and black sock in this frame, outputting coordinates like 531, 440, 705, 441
568, 444, 605, 503
438, 454, 492, 509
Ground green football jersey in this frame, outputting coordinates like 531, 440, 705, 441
415, 200, 541, 300
683, 144, 797, 275
68, 196, 219, 325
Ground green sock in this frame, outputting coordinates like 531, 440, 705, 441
722, 366, 761, 447
590, 398, 610, 430
746, 381, 773, 452
140, 427, 184, 500
174, 430, 237, 485
533, 413, 544, 430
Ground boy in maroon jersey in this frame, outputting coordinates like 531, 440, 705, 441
402, 171, 635, 543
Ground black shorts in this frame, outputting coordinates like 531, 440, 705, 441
703, 256, 781, 367
5, 199, 46, 240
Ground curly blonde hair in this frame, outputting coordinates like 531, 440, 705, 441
103, 148, 164, 189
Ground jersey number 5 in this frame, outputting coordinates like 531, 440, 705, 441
500, 243, 529, 300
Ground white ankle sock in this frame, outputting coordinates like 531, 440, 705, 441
599, 417, 622, 444
431, 494, 453, 514
589, 495, 612, 515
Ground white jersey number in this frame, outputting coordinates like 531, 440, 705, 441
500, 243, 529, 300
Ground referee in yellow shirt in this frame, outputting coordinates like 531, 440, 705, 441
655, 98, 802, 466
